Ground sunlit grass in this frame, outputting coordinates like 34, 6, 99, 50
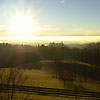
23, 69, 63, 88
23, 69, 100, 92
1, 68, 100, 100
1, 68, 100, 92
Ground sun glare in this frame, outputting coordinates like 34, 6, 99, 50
10, 14, 37, 34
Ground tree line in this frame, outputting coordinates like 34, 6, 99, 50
0, 42, 100, 68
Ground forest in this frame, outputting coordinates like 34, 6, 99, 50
0, 42, 100, 83
0, 42, 100, 66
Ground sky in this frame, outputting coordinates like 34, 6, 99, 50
0, 0, 100, 39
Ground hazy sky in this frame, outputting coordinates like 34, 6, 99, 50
0, 0, 100, 38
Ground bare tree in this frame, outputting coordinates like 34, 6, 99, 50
0, 68, 28, 100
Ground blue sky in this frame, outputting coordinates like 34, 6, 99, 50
0, 0, 100, 37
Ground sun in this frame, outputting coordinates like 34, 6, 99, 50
10, 14, 37, 34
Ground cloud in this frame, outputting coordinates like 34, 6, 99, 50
37, 27, 100, 36
0, 24, 100, 37
0, 25, 12, 37
34, 27, 100, 36
60, 0, 66, 4
36, 25, 61, 31
0, 25, 6, 37
64, 28, 100, 36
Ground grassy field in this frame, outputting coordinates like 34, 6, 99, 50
23, 69, 100, 92
23, 69, 63, 88
0, 68, 100, 100
22, 69, 100, 100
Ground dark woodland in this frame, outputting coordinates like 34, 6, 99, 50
0, 42, 100, 83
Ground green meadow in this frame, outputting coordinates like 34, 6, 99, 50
23, 69, 100, 92
0, 68, 100, 100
